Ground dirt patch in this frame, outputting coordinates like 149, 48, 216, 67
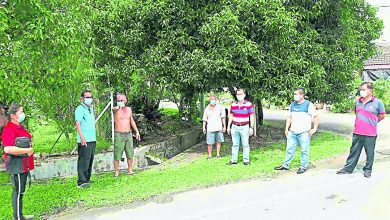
162, 125, 285, 166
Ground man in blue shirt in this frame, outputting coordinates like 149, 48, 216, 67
75, 90, 96, 188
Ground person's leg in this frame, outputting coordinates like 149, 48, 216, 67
77, 143, 88, 185
298, 132, 311, 169
12, 173, 27, 220
215, 131, 224, 157
343, 134, 364, 172
206, 132, 216, 158
86, 141, 96, 182
124, 133, 134, 174
362, 135, 377, 173
231, 126, 240, 163
114, 133, 125, 176
240, 126, 250, 163
282, 132, 299, 168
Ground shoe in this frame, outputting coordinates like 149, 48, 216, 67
216, 155, 221, 159
243, 162, 250, 166
336, 169, 352, 174
77, 183, 91, 188
207, 156, 212, 160
227, 161, 237, 165
297, 167, 307, 174
274, 165, 289, 171
364, 171, 371, 178
15, 215, 34, 220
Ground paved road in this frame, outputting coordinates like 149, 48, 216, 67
53, 111, 390, 220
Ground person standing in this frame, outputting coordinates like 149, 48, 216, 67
112, 93, 140, 177
202, 95, 226, 159
227, 89, 255, 165
274, 88, 319, 174
75, 90, 96, 188
337, 82, 386, 178
1, 103, 34, 220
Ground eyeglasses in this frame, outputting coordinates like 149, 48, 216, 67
84, 96, 93, 99
117, 100, 125, 102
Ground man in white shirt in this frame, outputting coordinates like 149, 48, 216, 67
274, 88, 319, 174
202, 95, 226, 159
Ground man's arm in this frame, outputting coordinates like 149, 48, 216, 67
379, 114, 386, 122
285, 116, 292, 137
202, 110, 207, 134
75, 121, 86, 146
221, 117, 226, 133
249, 113, 255, 136
129, 108, 141, 141
4, 146, 34, 156
227, 112, 233, 135
310, 115, 319, 136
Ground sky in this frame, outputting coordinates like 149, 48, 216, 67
368, 0, 390, 44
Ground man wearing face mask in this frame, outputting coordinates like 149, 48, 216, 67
202, 95, 226, 159
112, 93, 140, 177
274, 88, 319, 174
337, 82, 386, 178
75, 90, 96, 188
227, 89, 255, 165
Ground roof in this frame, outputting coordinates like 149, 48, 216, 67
364, 44, 390, 69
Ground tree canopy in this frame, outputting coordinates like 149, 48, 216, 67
0, 0, 383, 134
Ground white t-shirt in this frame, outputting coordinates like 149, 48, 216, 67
289, 100, 317, 133
202, 104, 226, 132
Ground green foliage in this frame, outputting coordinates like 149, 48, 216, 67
331, 96, 356, 113
0, 131, 350, 219
0, 0, 384, 139
373, 80, 390, 113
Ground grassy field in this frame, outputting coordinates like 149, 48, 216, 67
0, 131, 350, 219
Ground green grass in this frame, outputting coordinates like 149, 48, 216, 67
159, 108, 179, 117
0, 131, 350, 219
28, 121, 111, 154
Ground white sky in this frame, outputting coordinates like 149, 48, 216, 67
368, 0, 390, 44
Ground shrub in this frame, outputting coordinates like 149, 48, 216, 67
373, 80, 390, 113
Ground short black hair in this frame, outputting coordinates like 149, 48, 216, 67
296, 88, 305, 95
80, 90, 92, 97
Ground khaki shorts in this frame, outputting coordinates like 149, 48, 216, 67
114, 132, 134, 161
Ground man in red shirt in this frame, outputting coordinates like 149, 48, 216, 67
1, 103, 34, 220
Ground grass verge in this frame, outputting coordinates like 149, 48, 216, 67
0, 131, 350, 219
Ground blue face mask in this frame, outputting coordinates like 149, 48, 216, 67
84, 98, 93, 105
293, 95, 301, 102
210, 100, 217, 105
18, 113, 26, 123
237, 95, 245, 101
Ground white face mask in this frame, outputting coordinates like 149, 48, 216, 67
117, 101, 125, 108
84, 98, 93, 105
237, 95, 245, 101
360, 90, 368, 98
210, 100, 217, 105
294, 95, 301, 102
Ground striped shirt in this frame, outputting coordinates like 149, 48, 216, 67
230, 100, 255, 124
353, 97, 386, 136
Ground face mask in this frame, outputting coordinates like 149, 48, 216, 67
210, 100, 217, 105
84, 98, 93, 105
117, 101, 125, 108
293, 95, 301, 102
360, 90, 368, 98
237, 95, 245, 101
18, 113, 26, 123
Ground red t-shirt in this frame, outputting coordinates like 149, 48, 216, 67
1, 121, 34, 172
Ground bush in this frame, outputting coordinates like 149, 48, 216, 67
373, 80, 390, 113
332, 96, 356, 113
